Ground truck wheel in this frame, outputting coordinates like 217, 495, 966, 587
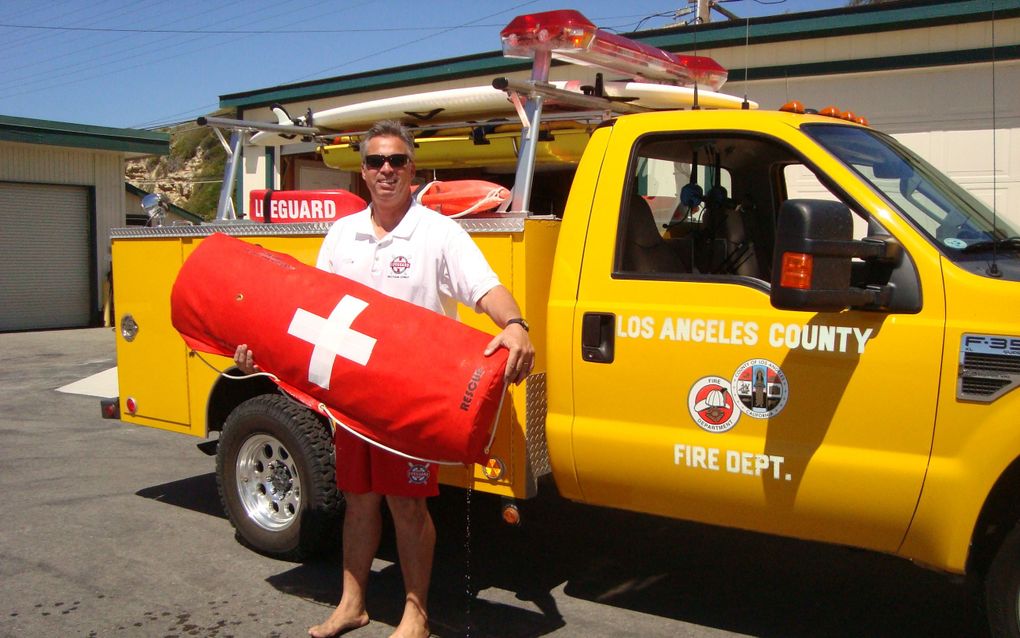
986, 523, 1020, 637
216, 394, 341, 560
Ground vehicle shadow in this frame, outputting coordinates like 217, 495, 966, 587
266, 480, 989, 638
135, 472, 226, 519
135, 472, 986, 637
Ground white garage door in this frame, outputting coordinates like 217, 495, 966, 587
0, 182, 93, 331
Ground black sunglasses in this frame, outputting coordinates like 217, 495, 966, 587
364, 154, 411, 169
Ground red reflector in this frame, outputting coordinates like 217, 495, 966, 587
502, 503, 521, 526
125, 397, 138, 415
780, 253, 813, 289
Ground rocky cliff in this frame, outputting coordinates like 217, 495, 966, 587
125, 123, 225, 220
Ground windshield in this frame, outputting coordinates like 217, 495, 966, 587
802, 124, 1018, 261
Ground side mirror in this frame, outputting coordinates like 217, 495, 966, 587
771, 199, 901, 312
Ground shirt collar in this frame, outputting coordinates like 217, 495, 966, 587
357, 202, 423, 242
390, 202, 423, 239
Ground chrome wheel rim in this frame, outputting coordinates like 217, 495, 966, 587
235, 433, 301, 531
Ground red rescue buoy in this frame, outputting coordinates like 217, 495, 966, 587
170, 233, 508, 465
413, 180, 511, 217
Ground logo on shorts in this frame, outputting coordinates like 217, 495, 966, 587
390, 256, 411, 277
407, 462, 430, 485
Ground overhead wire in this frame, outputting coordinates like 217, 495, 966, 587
134, 5, 697, 128
0, 0, 274, 92
0, 3, 701, 129
0, 0, 127, 54
0, 0, 335, 102
2, 0, 229, 78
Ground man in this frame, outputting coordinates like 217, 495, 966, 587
235, 120, 533, 638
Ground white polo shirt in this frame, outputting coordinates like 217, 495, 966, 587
316, 202, 501, 318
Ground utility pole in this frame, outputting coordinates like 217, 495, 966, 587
694, 0, 712, 23
688, 0, 742, 24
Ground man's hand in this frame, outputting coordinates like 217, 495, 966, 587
233, 344, 260, 375
484, 323, 534, 385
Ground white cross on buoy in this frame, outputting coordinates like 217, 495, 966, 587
287, 295, 377, 390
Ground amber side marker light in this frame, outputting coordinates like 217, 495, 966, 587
780, 252, 813, 289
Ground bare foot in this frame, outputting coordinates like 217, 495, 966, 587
308, 606, 370, 638
389, 607, 429, 638
389, 623, 430, 638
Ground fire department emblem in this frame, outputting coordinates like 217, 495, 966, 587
731, 359, 788, 419
390, 256, 411, 276
407, 462, 430, 485
687, 376, 739, 433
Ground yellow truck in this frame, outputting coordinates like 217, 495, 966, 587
106, 10, 1020, 636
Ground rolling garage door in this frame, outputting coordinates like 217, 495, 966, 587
0, 182, 93, 331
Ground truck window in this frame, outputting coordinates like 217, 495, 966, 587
615, 134, 800, 282
783, 163, 870, 240
616, 132, 878, 283
802, 123, 1020, 261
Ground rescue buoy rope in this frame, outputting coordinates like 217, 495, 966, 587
316, 402, 465, 466
190, 349, 509, 468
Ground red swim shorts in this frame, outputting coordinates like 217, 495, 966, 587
333, 427, 439, 498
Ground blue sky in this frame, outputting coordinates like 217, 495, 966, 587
0, 0, 850, 130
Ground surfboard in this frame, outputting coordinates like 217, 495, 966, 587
319, 126, 592, 171
250, 81, 754, 146
603, 82, 757, 111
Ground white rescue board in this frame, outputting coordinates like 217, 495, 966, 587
251, 82, 756, 146
603, 82, 757, 111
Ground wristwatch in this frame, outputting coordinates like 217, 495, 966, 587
505, 317, 530, 332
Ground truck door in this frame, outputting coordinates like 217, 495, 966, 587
569, 124, 944, 553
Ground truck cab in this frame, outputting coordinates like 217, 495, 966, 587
542, 109, 1020, 624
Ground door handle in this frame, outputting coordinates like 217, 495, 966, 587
581, 312, 615, 363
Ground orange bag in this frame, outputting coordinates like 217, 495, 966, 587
170, 233, 507, 465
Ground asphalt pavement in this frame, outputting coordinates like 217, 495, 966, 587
0, 328, 988, 637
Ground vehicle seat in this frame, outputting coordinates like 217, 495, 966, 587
621, 194, 688, 275
699, 203, 759, 278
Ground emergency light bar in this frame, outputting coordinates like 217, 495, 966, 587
500, 9, 728, 92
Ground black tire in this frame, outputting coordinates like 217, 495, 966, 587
216, 394, 342, 560
987, 523, 1020, 637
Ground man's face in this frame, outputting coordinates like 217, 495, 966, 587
361, 135, 415, 208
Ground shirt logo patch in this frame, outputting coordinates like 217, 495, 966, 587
407, 462, 430, 485
389, 256, 411, 278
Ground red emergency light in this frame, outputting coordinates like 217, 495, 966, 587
500, 9, 728, 91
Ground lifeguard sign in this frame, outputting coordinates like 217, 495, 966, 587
248, 189, 366, 224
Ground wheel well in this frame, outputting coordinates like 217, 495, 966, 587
206, 370, 280, 434
968, 455, 1020, 577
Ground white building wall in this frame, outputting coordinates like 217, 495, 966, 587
752, 61, 1020, 227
